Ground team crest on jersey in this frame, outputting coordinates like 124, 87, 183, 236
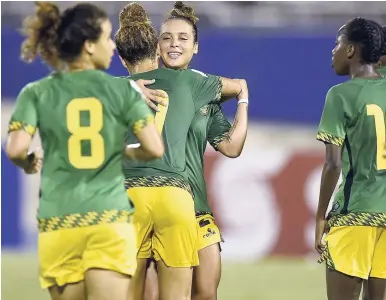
331, 202, 340, 213
199, 105, 209, 116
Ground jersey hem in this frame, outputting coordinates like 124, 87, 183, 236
8, 121, 36, 136
124, 176, 193, 197
327, 212, 386, 227
210, 132, 230, 150
316, 131, 344, 146
132, 115, 155, 135
37, 209, 134, 233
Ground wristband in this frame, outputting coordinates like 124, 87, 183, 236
237, 98, 249, 105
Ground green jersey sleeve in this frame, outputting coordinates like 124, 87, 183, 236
121, 80, 154, 135
8, 83, 38, 136
208, 105, 232, 150
185, 69, 222, 110
317, 86, 346, 146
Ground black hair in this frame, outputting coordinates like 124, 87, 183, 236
381, 26, 386, 56
339, 17, 384, 64
114, 2, 158, 65
164, 1, 199, 43
21, 2, 108, 69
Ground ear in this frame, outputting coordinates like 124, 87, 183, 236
193, 42, 198, 54
156, 43, 161, 59
84, 40, 96, 56
347, 44, 355, 59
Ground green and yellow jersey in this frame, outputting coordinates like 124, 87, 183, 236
123, 68, 222, 194
8, 70, 152, 232
317, 77, 386, 227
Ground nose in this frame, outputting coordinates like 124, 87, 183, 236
170, 37, 179, 48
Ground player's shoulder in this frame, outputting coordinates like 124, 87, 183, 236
181, 68, 211, 79
327, 80, 363, 100
130, 68, 181, 81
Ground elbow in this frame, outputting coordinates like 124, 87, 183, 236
148, 143, 165, 159
5, 144, 25, 161
324, 160, 341, 172
220, 145, 243, 158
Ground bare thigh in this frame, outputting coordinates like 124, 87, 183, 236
85, 268, 131, 300
144, 261, 159, 300
192, 244, 221, 300
128, 258, 148, 300
49, 282, 85, 300
326, 268, 363, 300
365, 278, 386, 300
157, 260, 193, 300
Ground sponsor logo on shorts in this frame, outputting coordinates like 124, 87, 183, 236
203, 228, 216, 239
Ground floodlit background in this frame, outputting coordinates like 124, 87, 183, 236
2, 2, 386, 300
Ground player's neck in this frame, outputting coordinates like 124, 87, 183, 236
65, 59, 96, 72
350, 63, 381, 79
127, 59, 158, 75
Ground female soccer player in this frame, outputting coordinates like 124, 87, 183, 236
6, 2, 163, 300
114, 3, 245, 300
142, 2, 249, 300
315, 17, 386, 300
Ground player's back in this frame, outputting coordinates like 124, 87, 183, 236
124, 68, 221, 189
22, 70, 144, 219
336, 77, 386, 213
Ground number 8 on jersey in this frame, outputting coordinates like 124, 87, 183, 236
66, 98, 105, 169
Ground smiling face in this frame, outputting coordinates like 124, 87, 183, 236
159, 18, 198, 70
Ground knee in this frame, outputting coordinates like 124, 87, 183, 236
193, 289, 217, 300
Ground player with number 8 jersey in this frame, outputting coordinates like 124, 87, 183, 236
9, 71, 153, 224
6, 3, 163, 298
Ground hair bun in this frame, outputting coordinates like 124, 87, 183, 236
171, 1, 198, 25
119, 2, 151, 28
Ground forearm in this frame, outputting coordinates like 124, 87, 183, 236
220, 77, 242, 101
8, 151, 33, 170
218, 103, 248, 157
316, 162, 341, 218
124, 145, 159, 162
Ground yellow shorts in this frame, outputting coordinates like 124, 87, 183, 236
196, 213, 222, 251
38, 223, 137, 289
323, 226, 386, 279
127, 186, 199, 267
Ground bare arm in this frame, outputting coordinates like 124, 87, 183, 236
217, 79, 249, 158
220, 77, 243, 101
6, 130, 41, 174
316, 144, 342, 219
124, 123, 164, 161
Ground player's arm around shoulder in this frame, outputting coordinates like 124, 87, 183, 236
213, 80, 249, 158
6, 83, 42, 174
122, 80, 164, 161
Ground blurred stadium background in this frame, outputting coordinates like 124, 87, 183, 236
2, 2, 386, 300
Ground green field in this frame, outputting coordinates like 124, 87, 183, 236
2, 253, 327, 300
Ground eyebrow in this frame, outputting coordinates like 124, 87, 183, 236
160, 32, 191, 37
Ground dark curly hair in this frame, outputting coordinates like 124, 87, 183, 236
164, 1, 199, 43
21, 2, 107, 69
339, 17, 384, 64
114, 2, 158, 65
381, 26, 386, 56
